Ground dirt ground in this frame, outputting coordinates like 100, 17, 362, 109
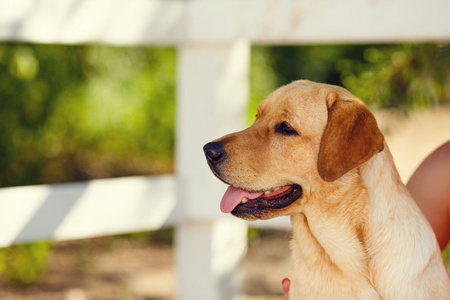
0, 230, 291, 300
1, 106, 450, 300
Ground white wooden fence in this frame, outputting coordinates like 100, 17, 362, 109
0, 0, 449, 299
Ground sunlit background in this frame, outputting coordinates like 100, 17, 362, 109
0, 42, 449, 298
2, 43, 449, 188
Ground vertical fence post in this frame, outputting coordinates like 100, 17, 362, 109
175, 40, 250, 300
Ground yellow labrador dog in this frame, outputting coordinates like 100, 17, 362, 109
203, 80, 450, 299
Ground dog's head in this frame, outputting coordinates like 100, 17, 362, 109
203, 80, 384, 221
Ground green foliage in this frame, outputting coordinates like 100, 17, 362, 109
2, 43, 447, 185
249, 45, 362, 119
249, 43, 450, 113
338, 44, 450, 108
248, 47, 279, 123
0, 44, 175, 188
0, 241, 51, 284
0, 44, 87, 186
443, 243, 450, 270
249, 44, 369, 120
0, 44, 175, 285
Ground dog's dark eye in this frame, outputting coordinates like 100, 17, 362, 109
276, 121, 298, 136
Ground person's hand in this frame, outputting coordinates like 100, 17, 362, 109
282, 278, 290, 300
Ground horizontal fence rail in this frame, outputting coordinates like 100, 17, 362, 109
1, 0, 450, 45
0, 176, 291, 248
0, 175, 178, 247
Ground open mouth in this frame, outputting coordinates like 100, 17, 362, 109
220, 184, 302, 216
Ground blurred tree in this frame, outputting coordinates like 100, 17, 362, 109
249, 44, 369, 121
338, 43, 450, 108
0, 44, 175, 188
0, 44, 176, 285
0, 45, 87, 186
2, 43, 448, 186
249, 43, 450, 115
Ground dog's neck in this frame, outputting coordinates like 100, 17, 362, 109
358, 144, 446, 298
289, 164, 379, 298
289, 144, 447, 299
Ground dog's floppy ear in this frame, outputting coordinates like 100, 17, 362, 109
318, 92, 384, 182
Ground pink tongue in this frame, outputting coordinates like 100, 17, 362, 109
220, 186, 264, 213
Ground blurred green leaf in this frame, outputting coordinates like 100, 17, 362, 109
0, 241, 51, 285
0, 44, 175, 187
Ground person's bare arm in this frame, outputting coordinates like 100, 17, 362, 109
406, 141, 450, 250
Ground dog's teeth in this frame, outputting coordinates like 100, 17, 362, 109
242, 197, 249, 203
264, 191, 271, 195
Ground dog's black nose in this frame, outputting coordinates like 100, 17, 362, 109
203, 142, 225, 164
